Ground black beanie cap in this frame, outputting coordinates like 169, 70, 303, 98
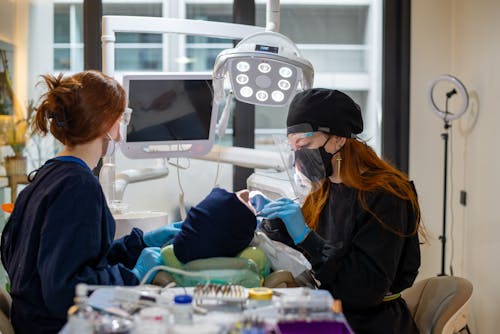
286, 88, 363, 138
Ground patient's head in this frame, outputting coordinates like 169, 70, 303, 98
235, 189, 257, 215
173, 188, 257, 263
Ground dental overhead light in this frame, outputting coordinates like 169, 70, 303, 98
213, 32, 314, 106
213, 0, 314, 108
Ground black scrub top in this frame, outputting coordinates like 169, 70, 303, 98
261, 182, 421, 334
1, 157, 145, 334
300, 182, 421, 334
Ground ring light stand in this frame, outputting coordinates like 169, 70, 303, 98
428, 75, 469, 276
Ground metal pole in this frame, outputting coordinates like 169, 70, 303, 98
439, 122, 450, 276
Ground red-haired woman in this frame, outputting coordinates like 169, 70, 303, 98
1, 71, 172, 333
257, 88, 423, 334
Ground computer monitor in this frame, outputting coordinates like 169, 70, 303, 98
121, 72, 216, 159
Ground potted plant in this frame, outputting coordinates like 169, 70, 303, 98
0, 103, 34, 203
2, 111, 31, 177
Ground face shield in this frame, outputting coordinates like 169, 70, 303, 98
274, 123, 331, 203
119, 108, 132, 143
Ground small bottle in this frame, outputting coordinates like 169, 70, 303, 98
173, 294, 193, 325
248, 287, 273, 309
67, 284, 94, 334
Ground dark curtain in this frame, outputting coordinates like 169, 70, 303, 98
232, 0, 256, 191
382, 0, 411, 173
84, 0, 103, 176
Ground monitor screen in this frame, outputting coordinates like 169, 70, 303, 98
121, 72, 217, 159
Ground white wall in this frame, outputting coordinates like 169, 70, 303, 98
411, 0, 500, 332
13, 0, 30, 108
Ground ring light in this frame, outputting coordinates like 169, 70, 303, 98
429, 74, 469, 122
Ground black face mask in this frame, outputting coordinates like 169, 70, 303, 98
294, 149, 326, 183
319, 146, 334, 177
293, 136, 341, 181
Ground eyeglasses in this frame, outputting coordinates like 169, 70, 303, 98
289, 132, 314, 140
288, 131, 328, 150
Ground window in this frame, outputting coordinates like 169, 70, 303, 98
103, 2, 163, 71
53, 1, 163, 72
53, 3, 83, 71
185, 4, 234, 72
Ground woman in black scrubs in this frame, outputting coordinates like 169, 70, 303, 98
258, 88, 424, 334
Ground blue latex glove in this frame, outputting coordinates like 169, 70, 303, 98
171, 220, 183, 229
258, 198, 310, 244
143, 224, 181, 247
250, 192, 273, 213
131, 247, 162, 283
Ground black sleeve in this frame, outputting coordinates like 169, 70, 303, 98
259, 218, 296, 249
298, 192, 417, 310
37, 177, 139, 318
108, 228, 146, 268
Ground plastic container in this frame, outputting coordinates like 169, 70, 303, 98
247, 287, 273, 309
135, 306, 170, 334
94, 315, 134, 334
173, 294, 194, 325
279, 288, 334, 321
277, 320, 354, 334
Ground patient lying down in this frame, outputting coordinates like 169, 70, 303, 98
173, 187, 257, 263
154, 188, 270, 287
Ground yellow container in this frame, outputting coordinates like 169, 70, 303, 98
248, 287, 273, 308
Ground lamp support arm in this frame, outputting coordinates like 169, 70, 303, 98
266, 0, 280, 32
195, 145, 285, 172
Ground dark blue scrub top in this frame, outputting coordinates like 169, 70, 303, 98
1, 157, 146, 334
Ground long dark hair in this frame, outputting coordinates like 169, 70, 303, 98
302, 138, 424, 239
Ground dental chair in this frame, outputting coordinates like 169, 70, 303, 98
0, 286, 14, 334
401, 276, 473, 334
151, 244, 305, 289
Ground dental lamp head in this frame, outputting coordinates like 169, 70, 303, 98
213, 31, 314, 107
